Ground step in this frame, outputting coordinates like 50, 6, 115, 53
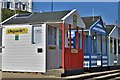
63, 69, 120, 79
42, 69, 63, 77
91, 72, 120, 80
109, 76, 120, 80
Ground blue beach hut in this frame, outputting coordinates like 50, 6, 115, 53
72, 16, 108, 72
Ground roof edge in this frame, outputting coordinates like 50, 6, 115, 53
1, 14, 18, 25
61, 9, 76, 21
109, 25, 116, 36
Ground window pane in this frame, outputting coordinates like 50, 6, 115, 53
110, 39, 113, 53
32, 25, 42, 44
59, 30, 62, 49
15, 35, 19, 40
48, 26, 56, 45
118, 40, 120, 54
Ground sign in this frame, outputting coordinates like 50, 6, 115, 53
73, 14, 77, 26
6, 28, 28, 34
71, 49, 78, 53
49, 46, 56, 50
90, 19, 107, 35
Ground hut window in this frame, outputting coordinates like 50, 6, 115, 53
114, 39, 117, 54
48, 26, 56, 45
118, 40, 120, 54
32, 25, 42, 44
110, 39, 113, 53
15, 35, 19, 40
59, 30, 62, 49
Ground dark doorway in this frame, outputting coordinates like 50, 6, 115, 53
114, 39, 116, 54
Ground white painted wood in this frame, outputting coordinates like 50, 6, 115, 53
62, 9, 85, 28
108, 37, 110, 66
2, 24, 47, 72
116, 39, 118, 65
110, 27, 119, 39
0, 54, 1, 70
109, 53, 114, 66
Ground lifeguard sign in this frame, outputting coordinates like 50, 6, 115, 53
61, 9, 85, 76
6, 28, 28, 40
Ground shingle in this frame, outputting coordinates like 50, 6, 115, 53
106, 25, 115, 34
3, 10, 71, 25
82, 16, 100, 29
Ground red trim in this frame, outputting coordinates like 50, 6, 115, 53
76, 27, 79, 49
82, 28, 84, 50
62, 22, 65, 70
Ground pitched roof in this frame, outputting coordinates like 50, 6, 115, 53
106, 25, 115, 34
3, 10, 71, 25
82, 16, 100, 29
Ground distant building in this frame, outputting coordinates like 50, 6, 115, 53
2, 0, 32, 12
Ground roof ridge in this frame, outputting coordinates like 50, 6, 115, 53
33, 10, 71, 14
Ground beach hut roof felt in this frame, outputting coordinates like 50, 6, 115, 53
106, 25, 115, 34
82, 16, 100, 29
2, 10, 71, 25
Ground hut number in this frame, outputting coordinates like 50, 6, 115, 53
71, 49, 78, 53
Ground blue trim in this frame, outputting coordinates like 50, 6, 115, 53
90, 18, 108, 35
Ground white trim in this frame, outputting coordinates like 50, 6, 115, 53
102, 61, 107, 63
91, 61, 97, 63
61, 9, 76, 21
90, 19, 100, 30
102, 65, 108, 66
91, 56, 97, 59
84, 56, 90, 58
1, 14, 18, 25
109, 25, 116, 36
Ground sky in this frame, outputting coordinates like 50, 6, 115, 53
32, 2, 118, 25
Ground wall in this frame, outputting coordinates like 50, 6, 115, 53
2, 24, 46, 72
110, 27, 119, 39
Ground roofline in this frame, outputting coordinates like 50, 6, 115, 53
109, 25, 116, 36
2, 21, 63, 26
90, 18, 100, 30
61, 9, 76, 21
1, 14, 18, 25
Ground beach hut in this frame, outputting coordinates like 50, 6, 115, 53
2, 9, 85, 76
106, 25, 120, 69
72, 16, 108, 72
